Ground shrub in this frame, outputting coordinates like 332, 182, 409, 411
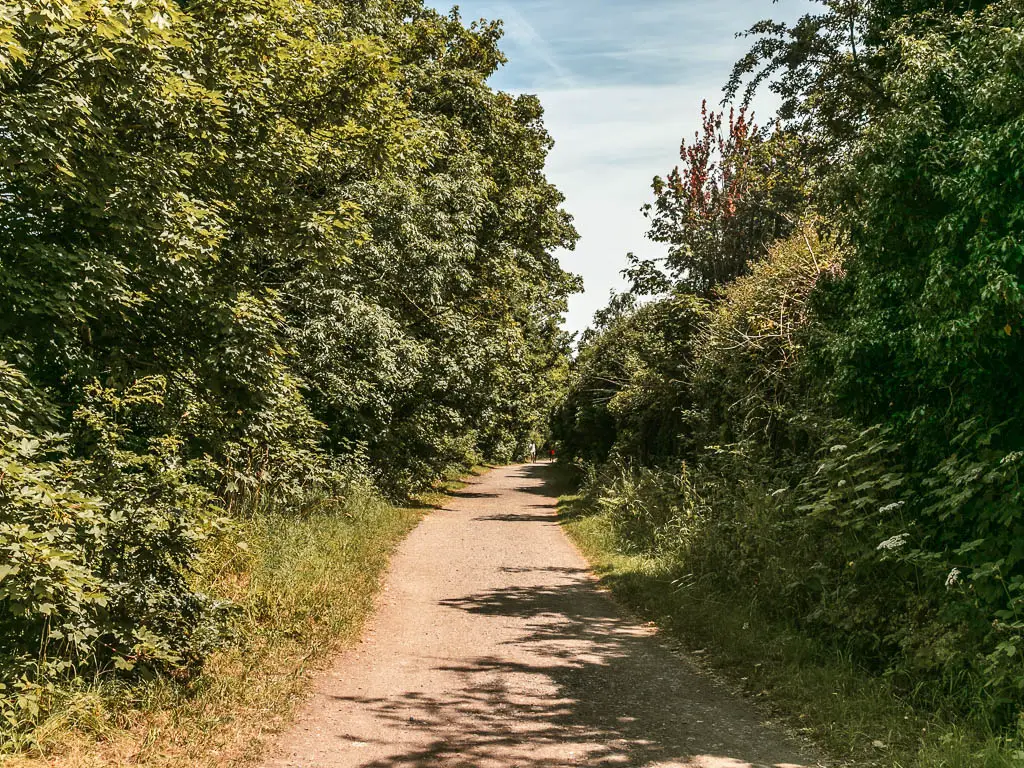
0, 372, 228, 730
692, 222, 844, 451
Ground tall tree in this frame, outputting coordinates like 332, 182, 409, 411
632, 102, 807, 298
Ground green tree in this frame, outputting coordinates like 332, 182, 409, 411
635, 102, 808, 298
727, 0, 999, 155
0, 0, 579, 711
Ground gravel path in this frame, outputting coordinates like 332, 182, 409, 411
263, 464, 818, 768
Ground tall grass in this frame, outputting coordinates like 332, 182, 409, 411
559, 468, 1024, 768
1, 487, 423, 768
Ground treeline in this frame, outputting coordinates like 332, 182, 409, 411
553, 0, 1024, 748
0, 0, 576, 723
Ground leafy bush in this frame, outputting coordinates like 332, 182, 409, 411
0, 0, 577, 730
692, 222, 843, 450
808, 0, 1024, 716
817, 0, 1024, 448
579, 461, 706, 555
552, 293, 706, 465
0, 371, 228, 730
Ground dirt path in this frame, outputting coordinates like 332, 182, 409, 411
263, 465, 819, 768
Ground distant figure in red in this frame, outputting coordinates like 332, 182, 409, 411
548, 447, 555, 463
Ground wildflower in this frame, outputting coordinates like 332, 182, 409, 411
878, 501, 905, 514
829, 444, 848, 454
877, 533, 909, 551
945, 568, 962, 589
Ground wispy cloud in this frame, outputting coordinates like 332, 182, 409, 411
496, 5, 579, 88
427, 0, 813, 332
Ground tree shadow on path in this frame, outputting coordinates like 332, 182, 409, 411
328, 466, 817, 768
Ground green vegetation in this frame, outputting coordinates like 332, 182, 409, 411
0, 0, 574, 750
560, 486, 1020, 767
4, 482, 423, 766
552, 0, 1024, 764
6, 0, 1024, 763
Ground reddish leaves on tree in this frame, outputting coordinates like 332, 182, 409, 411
646, 99, 799, 298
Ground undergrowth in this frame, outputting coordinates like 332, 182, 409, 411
558, 466, 1024, 768
0, 481, 430, 767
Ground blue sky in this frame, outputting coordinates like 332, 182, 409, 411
429, 1, 812, 334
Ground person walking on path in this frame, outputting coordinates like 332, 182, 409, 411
529, 442, 537, 462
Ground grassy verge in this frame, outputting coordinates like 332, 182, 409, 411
555, 468, 1022, 768
0, 470, 486, 768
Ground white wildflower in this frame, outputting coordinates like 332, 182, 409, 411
830, 444, 848, 454
877, 533, 910, 551
946, 568, 962, 589
879, 501, 905, 514
1000, 451, 1024, 466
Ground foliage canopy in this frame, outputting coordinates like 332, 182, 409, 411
0, 0, 577, 725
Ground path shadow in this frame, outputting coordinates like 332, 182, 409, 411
471, 466, 564, 523
332, 574, 816, 767
403, 479, 500, 510
473, 512, 556, 523
513, 462, 571, 498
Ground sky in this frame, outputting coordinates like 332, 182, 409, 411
427, 0, 812, 335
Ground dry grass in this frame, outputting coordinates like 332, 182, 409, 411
0, 480, 449, 768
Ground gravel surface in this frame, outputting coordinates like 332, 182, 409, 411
262, 464, 819, 768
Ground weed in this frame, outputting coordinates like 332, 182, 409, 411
558, 469, 1024, 768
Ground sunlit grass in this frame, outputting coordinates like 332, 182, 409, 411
559, 480, 1022, 768
1, 487, 424, 768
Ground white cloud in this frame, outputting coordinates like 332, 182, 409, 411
426, 0, 812, 333
497, 6, 580, 88
533, 85, 782, 334
534, 85, 706, 333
